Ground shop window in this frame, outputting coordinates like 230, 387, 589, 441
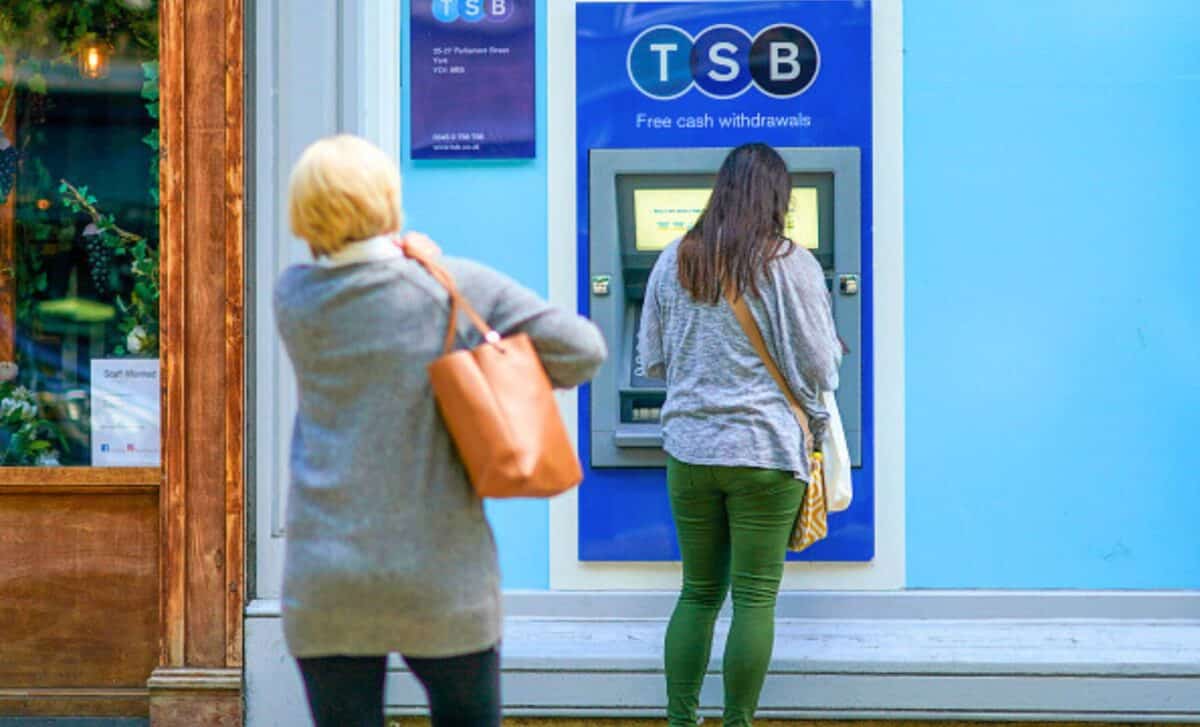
0, 1, 159, 467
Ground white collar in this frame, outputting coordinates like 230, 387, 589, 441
317, 234, 402, 267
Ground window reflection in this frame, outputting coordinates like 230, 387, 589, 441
0, 1, 159, 466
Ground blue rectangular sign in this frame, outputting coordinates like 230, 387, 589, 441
577, 0, 875, 562
410, 0, 535, 159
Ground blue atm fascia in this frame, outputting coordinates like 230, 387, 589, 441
576, 1, 874, 562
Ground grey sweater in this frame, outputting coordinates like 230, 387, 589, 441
274, 244, 605, 658
638, 241, 841, 479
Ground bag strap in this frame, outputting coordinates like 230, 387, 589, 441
725, 291, 813, 448
403, 246, 501, 354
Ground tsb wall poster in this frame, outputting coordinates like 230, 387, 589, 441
410, 0, 535, 159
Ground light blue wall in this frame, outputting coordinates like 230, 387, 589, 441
905, 0, 1200, 588
398, 0, 1200, 591
401, 0, 551, 589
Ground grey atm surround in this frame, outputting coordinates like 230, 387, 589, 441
589, 146, 862, 468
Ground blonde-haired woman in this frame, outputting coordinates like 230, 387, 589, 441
275, 135, 606, 726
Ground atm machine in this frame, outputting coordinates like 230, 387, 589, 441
587, 147, 862, 469
574, 1, 874, 562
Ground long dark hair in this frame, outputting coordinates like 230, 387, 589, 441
677, 143, 794, 304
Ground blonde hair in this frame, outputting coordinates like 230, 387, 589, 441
288, 135, 404, 257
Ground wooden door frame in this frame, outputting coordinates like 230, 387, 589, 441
149, 0, 245, 723
0, 0, 244, 722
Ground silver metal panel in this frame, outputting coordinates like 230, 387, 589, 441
588, 146, 863, 468
252, 0, 342, 602
250, 0, 401, 602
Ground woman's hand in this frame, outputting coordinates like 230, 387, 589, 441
395, 231, 441, 259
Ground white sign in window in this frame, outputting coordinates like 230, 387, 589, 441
90, 358, 161, 467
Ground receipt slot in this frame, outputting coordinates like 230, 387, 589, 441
588, 147, 862, 469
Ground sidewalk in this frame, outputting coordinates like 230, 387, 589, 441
390, 721, 1187, 727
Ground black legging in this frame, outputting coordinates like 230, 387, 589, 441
297, 646, 501, 727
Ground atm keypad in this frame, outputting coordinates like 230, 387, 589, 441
629, 314, 661, 388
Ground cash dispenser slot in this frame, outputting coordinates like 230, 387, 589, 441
620, 392, 664, 425
615, 390, 666, 447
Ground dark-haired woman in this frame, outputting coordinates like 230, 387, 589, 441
638, 143, 842, 726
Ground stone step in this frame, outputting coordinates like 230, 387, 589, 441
386, 616, 1200, 720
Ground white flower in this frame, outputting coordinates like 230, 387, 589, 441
35, 450, 60, 467
127, 326, 148, 354
2, 387, 38, 420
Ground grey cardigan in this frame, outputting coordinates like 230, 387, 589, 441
638, 241, 841, 478
274, 242, 606, 658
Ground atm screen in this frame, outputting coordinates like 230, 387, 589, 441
632, 189, 709, 251
632, 187, 821, 252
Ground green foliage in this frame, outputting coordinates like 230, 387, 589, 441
10, 18, 164, 359
142, 61, 159, 206
0, 2, 159, 125
0, 1, 158, 59
59, 180, 159, 357
11, 156, 61, 328
0, 381, 67, 465
0, 2, 160, 463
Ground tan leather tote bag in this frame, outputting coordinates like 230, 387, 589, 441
407, 248, 583, 499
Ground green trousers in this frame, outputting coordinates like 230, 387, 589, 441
664, 457, 805, 727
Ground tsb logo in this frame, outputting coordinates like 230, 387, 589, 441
628, 24, 819, 100
432, 0, 513, 23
